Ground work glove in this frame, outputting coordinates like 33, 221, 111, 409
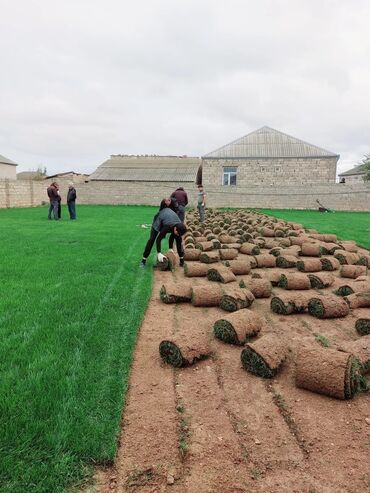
168, 249, 174, 254
157, 252, 166, 262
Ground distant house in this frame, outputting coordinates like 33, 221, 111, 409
17, 171, 44, 180
89, 155, 201, 184
338, 164, 366, 184
201, 126, 339, 186
45, 171, 89, 183
0, 154, 18, 179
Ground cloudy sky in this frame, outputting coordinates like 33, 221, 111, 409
1, 0, 369, 176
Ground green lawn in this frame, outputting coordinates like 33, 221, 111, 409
259, 209, 370, 250
0, 205, 158, 493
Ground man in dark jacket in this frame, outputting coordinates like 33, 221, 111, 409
140, 207, 187, 267
47, 182, 60, 220
170, 187, 188, 222
67, 182, 77, 220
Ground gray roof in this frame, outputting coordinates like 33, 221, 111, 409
338, 164, 366, 177
203, 126, 339, 159
0, 154, 18, 166
90, 155, 201, 182
17, 171, 40, 179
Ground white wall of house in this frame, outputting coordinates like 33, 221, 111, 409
0, 164, 17, 179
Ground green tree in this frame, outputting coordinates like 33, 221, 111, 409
360, 153, 370, 181
33, 165, 48, 180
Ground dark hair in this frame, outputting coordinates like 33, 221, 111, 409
159, 199, 168, 210
175, 223, 187, 236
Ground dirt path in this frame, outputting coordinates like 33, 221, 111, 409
95, 256, 370, 493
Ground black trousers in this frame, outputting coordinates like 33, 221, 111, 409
143, 228, 158, 259
168, 233, 184, 258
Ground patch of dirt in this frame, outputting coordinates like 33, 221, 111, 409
95, 241, 370, 493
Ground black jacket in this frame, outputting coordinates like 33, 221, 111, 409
67, 187, 77, 202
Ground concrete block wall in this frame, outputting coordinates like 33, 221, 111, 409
1, 179, 369, 211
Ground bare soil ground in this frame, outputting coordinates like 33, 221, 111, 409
94, 251, 370, 493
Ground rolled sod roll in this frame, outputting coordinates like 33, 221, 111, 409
218, 234, 235, 244
219, 248, 239, 260
220, 286, 255, 312
199, 251, 220, 263
241, 334, 287, 378
191, 284, 222, 307
269, 247, 283, 257
357, 254, 370, 267
241, 278, 272, 298
320, 256, 341, 271
207, 266, 237, 283
257, 270, 285, 286
356, 319, 370, 336
339, 336, 370, 373
344, 292, 370, 309
156, 252, 177, 271
259, 227, 275, 237
253, 254, 277, 268
184, 262, 209, 277
295, 347, 360, 399
319, 242, 341, 255
278, 273, 311, 290
308, 295, 350, 319
334, 280, 370, 296
300, 243, 322, 257
296, 258, 323, 272
214, 309, 262, 345
276, 255, 298, 268
340, 265, 367, 279
160, 283, 192, 303
240, 242, 260, 255
334, 250, 360, 265
228, 242, 242, 250
159, 337, 210, 367
283, 245, 302, 257
310, 233, 338, 242
340, 241, 358, 252
270, 293, 311, 315
196, 240, 215, 252
308, 272, 335, 289
183, 248, 201, 261
225, 259, 251, 275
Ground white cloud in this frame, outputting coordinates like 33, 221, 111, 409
0, 0, 369, 175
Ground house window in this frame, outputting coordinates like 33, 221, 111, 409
223, 167, 237, 186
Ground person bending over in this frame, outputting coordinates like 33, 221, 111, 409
140, 207, 187, 267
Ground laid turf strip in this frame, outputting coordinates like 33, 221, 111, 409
0, 205, 155, 493
295, 347, 361, 399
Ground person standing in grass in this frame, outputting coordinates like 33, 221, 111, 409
67, 182, 77, 220
197, 184, 207, 223
170, 187, 188, 223
140, 206, 187, 268
47, 182, 60, 220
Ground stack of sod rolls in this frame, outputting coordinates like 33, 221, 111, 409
241, 333, 287, 378
308, 295, 350, 318
160, 283, 192, 303
270, 293, 311, 315
214, 310, 263, 345
220, 286, 255, 312
295, 347, 361, 399
356, 319, 370, 336
334, 250, 360, 265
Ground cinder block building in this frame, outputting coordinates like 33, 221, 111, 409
201, 126, 339, 187
0, 154, 18, 179
338, 164, 366, 184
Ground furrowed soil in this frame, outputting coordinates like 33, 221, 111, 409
94, 253, 370, 493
